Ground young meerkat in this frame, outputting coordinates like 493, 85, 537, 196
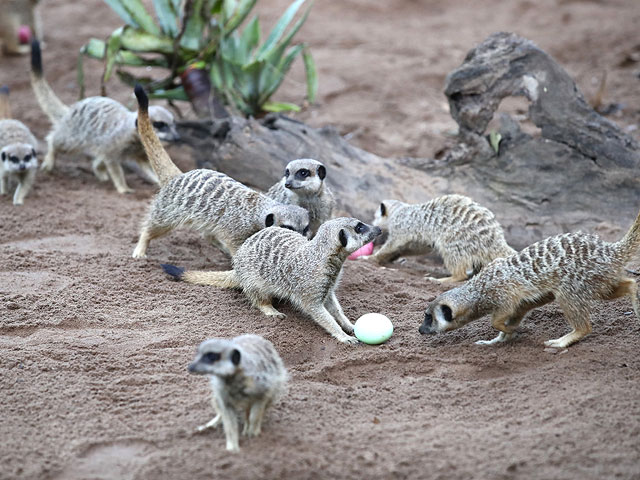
162, 218, 382, 344
266, 158, 335, 236
419, 208, 640, 348
132, 85, 310, 258
188, 334, 288, 452
0, 0, 41, 55
364, 195, 516, 283
30, 40, 179, 194
0, 87, 39, 205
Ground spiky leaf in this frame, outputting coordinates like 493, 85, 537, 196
103, 0, 139, 27
255, 0, 306, 60
121, 0, 161, 35
262, 100, 300, 112
153, 0, 178, 36
302, 47, 317, 103
223, 0, 257, 35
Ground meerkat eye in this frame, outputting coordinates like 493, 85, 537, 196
9, 156, 20, 164
282, 225, 295, 231
354, 222, 367, 234
296, 168, 310, 179
441, 305, 453, 322
153, 121, 168, 131
203, 352, 221, 364
24, 154, 31, 161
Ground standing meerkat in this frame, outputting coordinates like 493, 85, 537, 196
162, 218, 382, 344
30, 40, 179, 194
132, 85, 310, 258
0, 0, 41, 55
364, 195, 516, 282
266, 158, 335, 236
188, 334, 288, 452
419, 208, 640, 348
0, 86, 39, 205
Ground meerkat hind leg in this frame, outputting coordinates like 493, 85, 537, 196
606, 277, 640, 319
544, 301, 592, 349
476, 311, 522, 345
102, 158, 133, 194
91, 158, 110, 182
132, 225, 172, 258
255, 299, 286, 318
41, 137, 56, 171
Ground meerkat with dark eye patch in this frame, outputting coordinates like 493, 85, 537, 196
188, 334, 288, 452
131, 85, 310, 258
0, 86, 39, 205
363, 195, 516, 283
29, 41, 179, 194
162, 218, 382, 344
0, 0, 41, 55
267, 158, 335, 236
420, 208, 640, 348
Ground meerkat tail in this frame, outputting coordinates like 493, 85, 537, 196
617, 208, 640, 259
161, 264, 240, 288
29, 40, 69, 123
0, 86, 12, 119
133, 84, 182, 186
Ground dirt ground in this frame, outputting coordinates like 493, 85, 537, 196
2, 0, 640, 479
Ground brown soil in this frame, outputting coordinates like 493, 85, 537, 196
2, 1, 640, 479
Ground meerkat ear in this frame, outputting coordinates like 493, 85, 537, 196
339, 229, 348, 248
135, 118, 138, 128
441, 304, 453, 323
1, 152, 5, 161
265, 213, 275, 227
231, 349, 241, 366
317, 165, 326, 180
380, 202, 386, 216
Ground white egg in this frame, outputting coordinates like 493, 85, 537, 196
354, 313, 394, 345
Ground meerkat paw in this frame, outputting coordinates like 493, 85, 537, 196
340, 335, 360, 345
131, 249, 147, 259
258, 303, 286, 318
225, 442, 240, 453
196, 414, 221, 433
544, 337, 574, 349
116, 186, 135, 194
475, 332, 514, 345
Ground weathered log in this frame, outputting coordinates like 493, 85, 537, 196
176, 32, 640, 249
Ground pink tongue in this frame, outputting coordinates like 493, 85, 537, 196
347, 241, 374, 260
18, 25, 31, 45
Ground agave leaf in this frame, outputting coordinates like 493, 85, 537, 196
82, 38, 170, 67
121, 0, 161, 36
262, 100, 300, 113
104, 0, 140, 27
239, 15, 260, 54
255, 0, 306, 61
180, 0, 206, 51
120, 27, 174, 54
149, 86, 189, 101
223, 0, 257, 35
77, 50, 86, 99
153, 0, 178, 36
262, 5, 309, 64
258, 44, 303, 104
221, 0, 238, 24
171, 0, 183, 12
103, 27, 124, 83
302, 47, 317, 103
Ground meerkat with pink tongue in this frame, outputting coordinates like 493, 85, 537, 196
365, 195, 516, 282
30, 40, 179, 194
132, 85, 310, 258
420, 207, 640, 348
162, 218, 382, 344
188, 334, 288, 452
0, 86, 39, 205
267, 158, 335, 236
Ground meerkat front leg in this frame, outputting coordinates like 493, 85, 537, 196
308, 305, 359, 344
0, 174, 7, 195
91, 158, 110, 182
132, 223, 171, 258
544, 300, 592, 349
476, 311, 522, 345
218, 404, 240, 452
426, 274, 468, 284
12, 170, 36, 205
102, 157, 133, 194
363, 240, 403, 265
245, 398, 269, 437
196, 395, 221, 432
324, 291, 355, 334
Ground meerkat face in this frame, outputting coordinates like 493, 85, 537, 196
1, 144, 37, 173
188, 339, 241, 378
372, 199, 404, 230
147, 106, 180, 143
419, 289, 476, 335
331, 217, 382, 254
265, 204, 311, 237
282, 158, 326, 194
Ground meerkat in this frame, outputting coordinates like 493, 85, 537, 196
266, 158, 335, 236
29, 41, 179, 194
188, 334, 287, 452
0, 87, 39, 205
162, 217, 382, 344
131, 85, 310, 258
419, 208, 640, 348
363, 195, 516, 283
0, 0, 41, 55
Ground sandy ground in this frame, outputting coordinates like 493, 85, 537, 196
2, 0, 640, 479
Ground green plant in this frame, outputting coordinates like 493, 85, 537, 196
79, 0, 317, 116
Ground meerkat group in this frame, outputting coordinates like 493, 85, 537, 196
6, 28, 640, 456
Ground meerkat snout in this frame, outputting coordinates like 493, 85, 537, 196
419, 312, 434, 334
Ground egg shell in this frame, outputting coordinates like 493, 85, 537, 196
354, 313, 393, 345
347, 241, 374, 260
